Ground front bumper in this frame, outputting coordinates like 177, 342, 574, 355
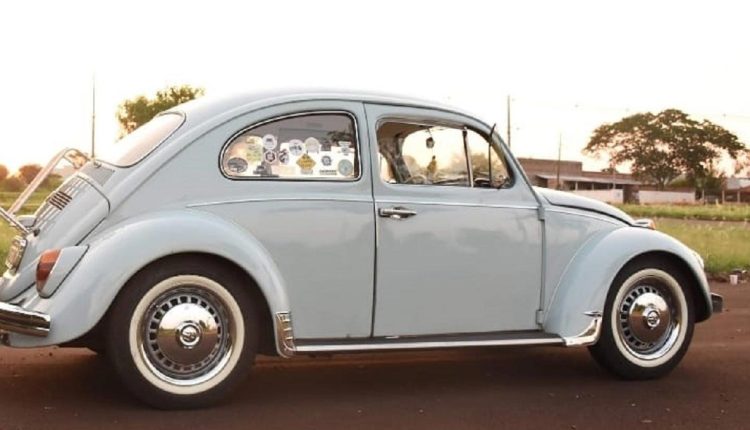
0, 301, 50, 337
711, 293, 724, 313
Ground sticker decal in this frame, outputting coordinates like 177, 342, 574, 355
226, 157, 248, 174
296, 153, 316, 175
289, 139, 305, 156
319, 169, 337, 176
278, 149, 290, 165
253, 164, 271, 176
338, 141, 352, 155
262, 134, 278, 151
321, 155, 332, 166
304, 137, 321, 153
263, 150, 278, 165
337, 159, 354, 176
244, 136, 263, 164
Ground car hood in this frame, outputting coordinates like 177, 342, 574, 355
534, 187, 634, 225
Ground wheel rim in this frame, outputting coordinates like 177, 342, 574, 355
616, 274, 682, 361
141, 286, 232, 382
129, 275, 245, 395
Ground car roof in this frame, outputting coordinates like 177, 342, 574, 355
169, 87, 485, 126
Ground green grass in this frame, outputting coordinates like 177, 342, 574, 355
616, 203, 750, 222
0, 223, 14, 265
656, 218, 750, 275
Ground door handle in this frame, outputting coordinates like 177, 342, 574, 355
378, 206, 417, 220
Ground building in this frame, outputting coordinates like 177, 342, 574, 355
724, 177, 750, 203
518, 157, 696, 204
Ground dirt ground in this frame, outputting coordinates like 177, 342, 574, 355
0, 282, 746, 430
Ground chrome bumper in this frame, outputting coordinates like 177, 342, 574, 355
0, 301, 50, 337
711, 293, 724, 313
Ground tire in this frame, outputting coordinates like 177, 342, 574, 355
589, 258, 695, 380
106, 257, 258, 409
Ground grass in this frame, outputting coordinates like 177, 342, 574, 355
616, 203, 750, 222
656, 218, 750, 275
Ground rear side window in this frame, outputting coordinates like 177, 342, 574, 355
100, 113, 184, 167
221, 113, 359, 180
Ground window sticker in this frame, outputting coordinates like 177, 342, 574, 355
245, 136, 263, 164
337, 159, 354, 176
297, 153, 316, 175
263, 150, 278, 165
305, 137, 321, 153
321, 155, 332, 166
289, 139, 305, 156
262, 134, 278, 151
278, 148, 290, 165
338, 141, 352, 155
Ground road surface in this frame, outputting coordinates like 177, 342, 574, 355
0, 282, 746, 429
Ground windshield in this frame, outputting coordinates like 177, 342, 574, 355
98, 113, 184, 167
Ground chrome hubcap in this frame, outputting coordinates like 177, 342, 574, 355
141, 287, 233, 381
618, 280, 680, 359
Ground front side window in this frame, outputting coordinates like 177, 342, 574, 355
377, 121, 511, 188
221, 113, 359, 180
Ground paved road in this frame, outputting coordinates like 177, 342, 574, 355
0, 283, 747, 430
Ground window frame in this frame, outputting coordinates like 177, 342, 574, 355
219, 110, 363, 182
375, 117, 515, 190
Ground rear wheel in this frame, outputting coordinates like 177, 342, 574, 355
107, 258, 258, 409
589, 259, 695, 379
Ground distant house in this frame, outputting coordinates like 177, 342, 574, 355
517, 157, 695, 204
724, 177, 750, 203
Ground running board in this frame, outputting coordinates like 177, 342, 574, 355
294, 331, 564, 354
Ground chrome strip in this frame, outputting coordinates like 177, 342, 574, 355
563, 311, 603, 347
295, 336, 564, 353
187, 196, 371, 208
0, 302, 50, 337
274, 312, 295, 358
376, 199, 538, 211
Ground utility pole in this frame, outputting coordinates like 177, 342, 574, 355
91, 74, 96, 158
555, 133, 562, 190
506, 95, 511, 149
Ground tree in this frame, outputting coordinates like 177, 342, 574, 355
584, 109, 747, 191
1, 176, 25, 192
116, 84, 205, 135
18, 164, 42, 184
0, 164, 7, 182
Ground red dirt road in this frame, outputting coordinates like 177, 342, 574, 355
0, 282, 747, 429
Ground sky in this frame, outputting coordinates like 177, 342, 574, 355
0, 0, 748, 174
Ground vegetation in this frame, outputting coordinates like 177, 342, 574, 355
584, 109, 747, 192
656, 218, 750, 275
617, 204, 750, 222
117, 84, 204, 135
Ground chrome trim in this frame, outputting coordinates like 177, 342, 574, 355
295, 336, 564, 353
219, 110, 363, 183
563, 311, 602, 347
187, 196, 371, 208
376, 199, 538, 211
275, 312, 295, 358
0, 301, 51, 337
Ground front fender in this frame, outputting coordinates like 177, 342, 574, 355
6, 209, 290, 347
544, 226, 710, 340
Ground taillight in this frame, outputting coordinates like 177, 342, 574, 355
36, 249, 61, 292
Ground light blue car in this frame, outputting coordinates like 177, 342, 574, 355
0, 89, 722, 408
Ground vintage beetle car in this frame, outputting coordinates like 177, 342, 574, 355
0, 89, 723, 408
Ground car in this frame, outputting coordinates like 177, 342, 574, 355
0, 89, 723, 409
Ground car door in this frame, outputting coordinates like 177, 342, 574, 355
366, 103, 543, 337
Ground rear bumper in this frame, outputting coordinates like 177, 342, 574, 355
711, 293, 724, 314
0, 301, 50, 337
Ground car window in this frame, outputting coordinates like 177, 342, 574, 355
377, 121, 511, 188
99, 113, 184, 167
221, 113, 359, 180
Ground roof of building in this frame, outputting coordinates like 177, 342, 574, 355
535, 173, 640, 185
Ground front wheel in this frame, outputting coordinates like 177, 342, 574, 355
589, 259, 695, 379
106, 258, 258, 409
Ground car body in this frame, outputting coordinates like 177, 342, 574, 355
0, 89, 723, 408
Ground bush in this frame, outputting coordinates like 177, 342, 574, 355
0, 176, 26, 192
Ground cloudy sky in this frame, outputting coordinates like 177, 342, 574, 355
0, 0, 748, 173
